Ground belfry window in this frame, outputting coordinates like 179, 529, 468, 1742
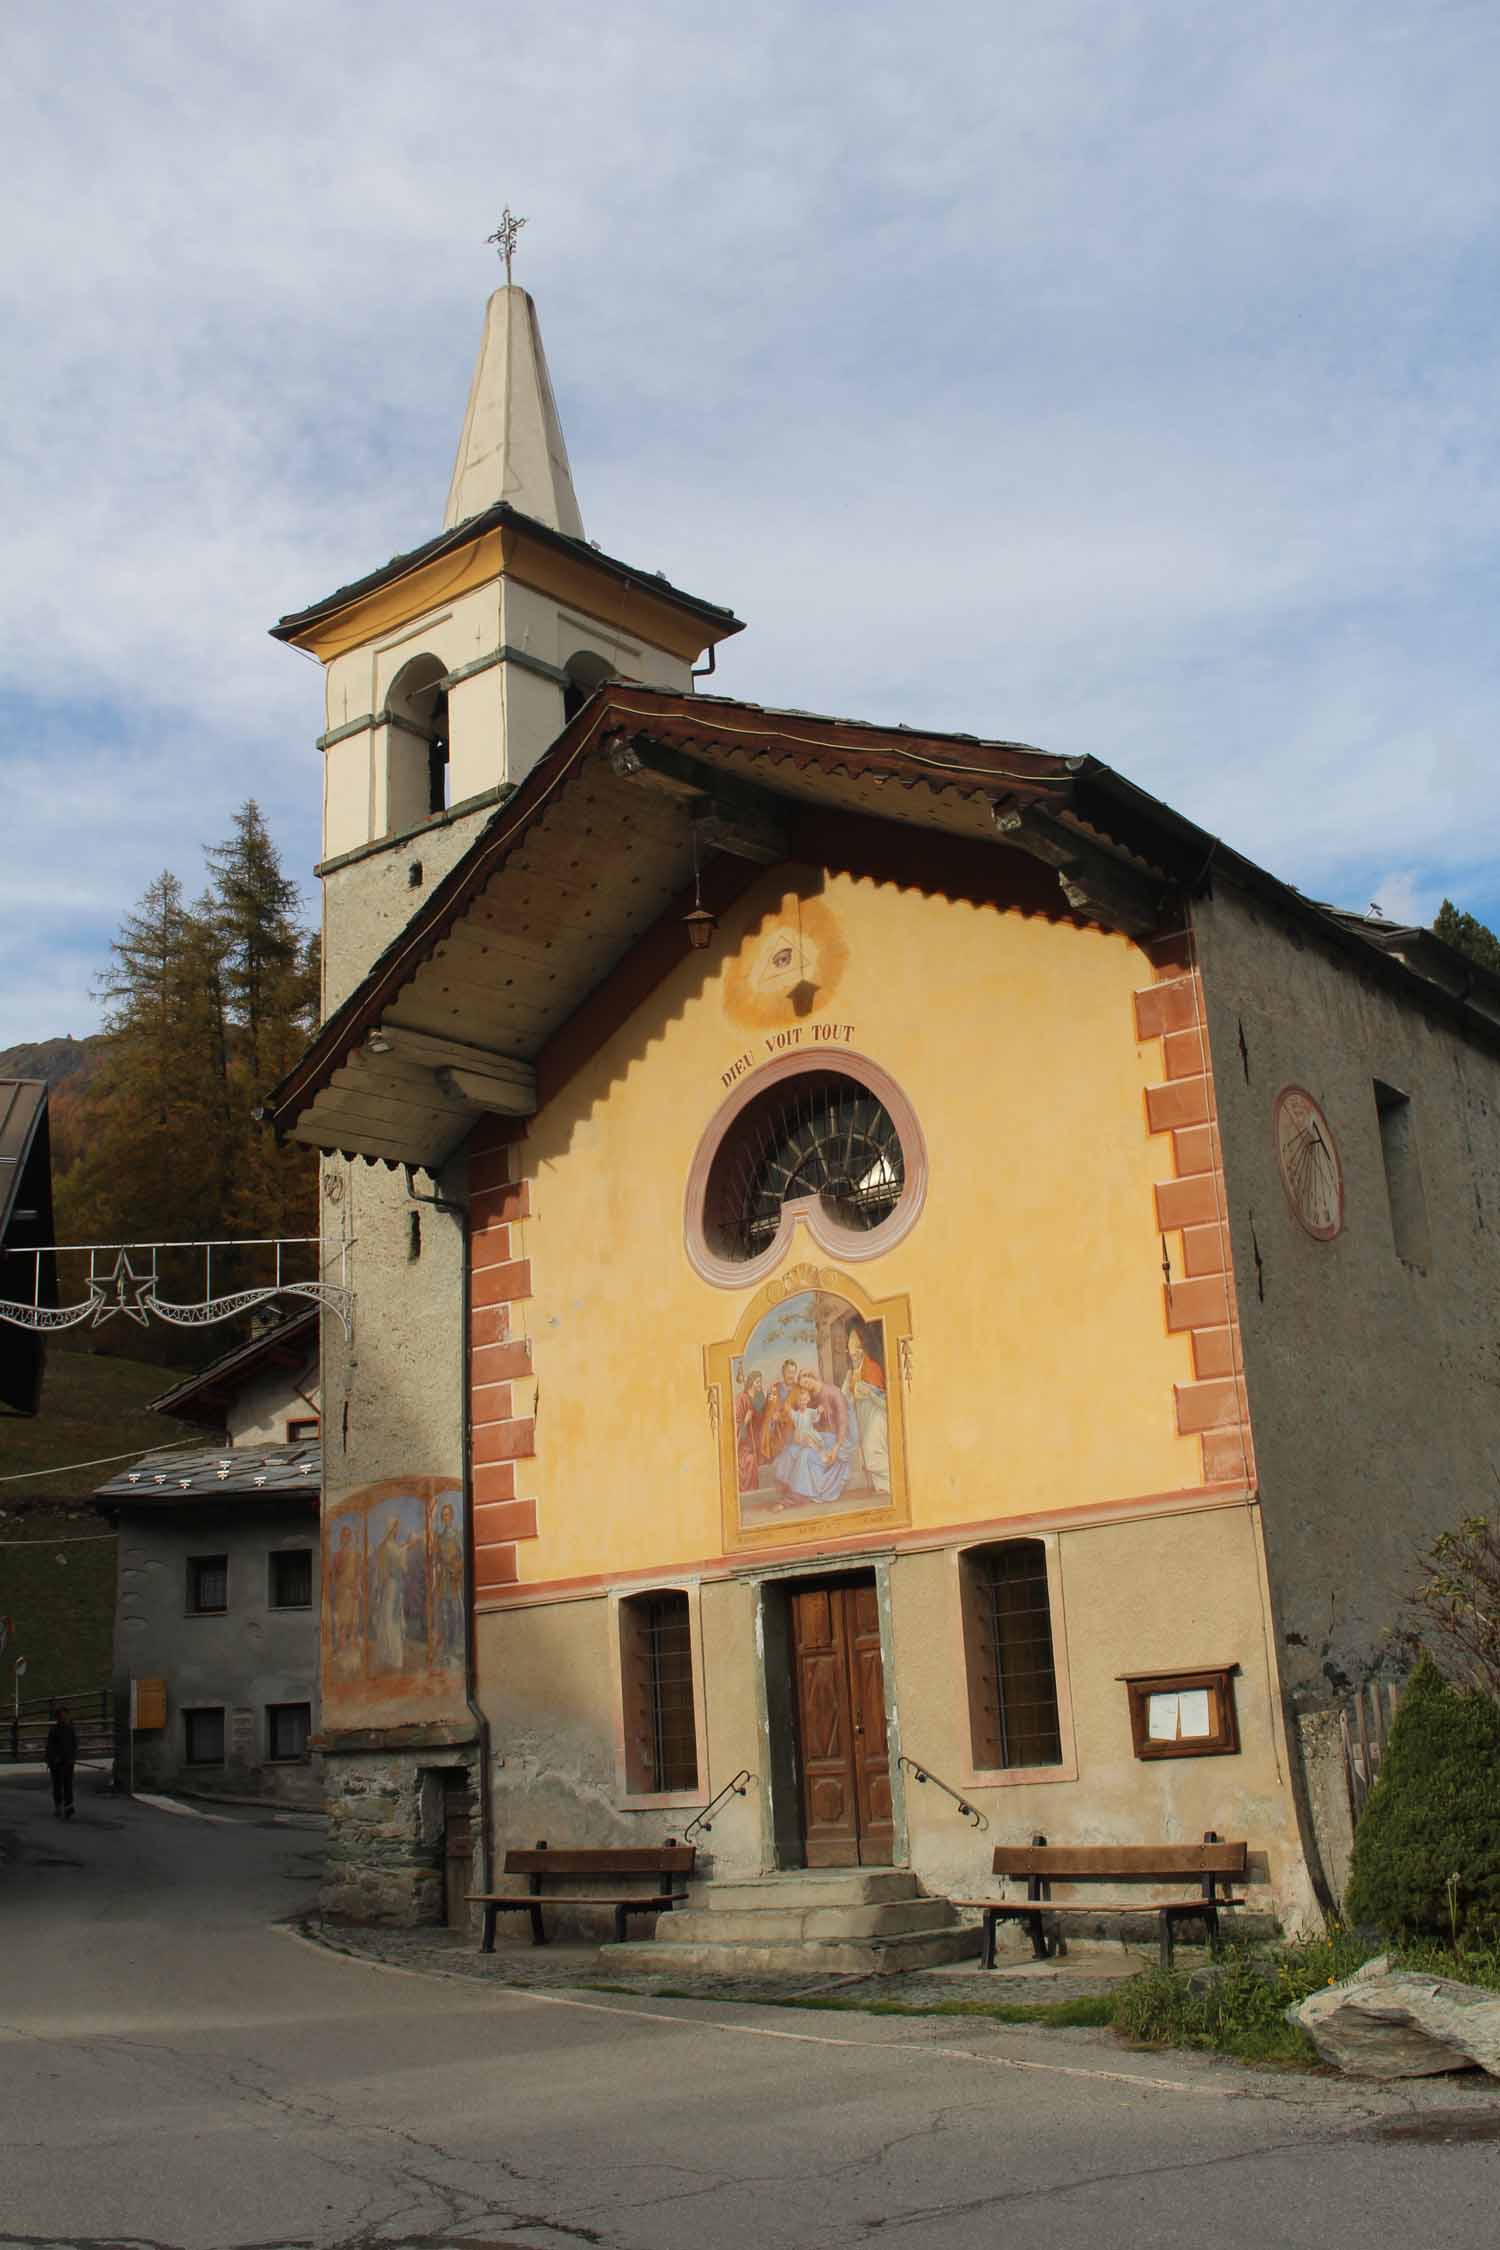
562, 648, 614, 725
961, 1541, 1064, 1770
384, 654, 450, 831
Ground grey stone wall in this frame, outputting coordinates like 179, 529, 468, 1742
322, 1746, 480, 1925
112, 1498, 321, 1805
1197, 882, 1500, 1713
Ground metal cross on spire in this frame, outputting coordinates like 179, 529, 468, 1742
486, 207, 528, 287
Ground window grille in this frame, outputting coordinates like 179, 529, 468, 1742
269, 1550, 313, 1609
621, 1591, 699, 1793
969, 1542, 1062, 1769
188, 1556, 228, 1615
267, 1702, 312, 1762
184, 1707, 225, 1764
709, 1070, 905, 1261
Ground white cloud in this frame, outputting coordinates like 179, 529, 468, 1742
4, 0, 1500, 1046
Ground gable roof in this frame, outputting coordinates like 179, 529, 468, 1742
146, 1307, 318, 1430
258, 685, 1500, 1170
94, 1438, 321, 1505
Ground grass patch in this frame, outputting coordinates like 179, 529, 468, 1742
1113, 1927, 1500, 2067
0, 1349, 197, 1488
771, 1992, 1119, 2027
647, 1986, 1117, 2027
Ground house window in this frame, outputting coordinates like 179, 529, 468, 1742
962, 1541, 1063, 1770
620, 1591, 699, 1794
269, 1550, 313, 1609
267, 1702, 312, 1762
188, 1556, 228, 1615
287, 1417, 320, 1442
183, 1707, 226, 1765
1374, 1080, 1430, 1270
1123, 1667, 1240, 1760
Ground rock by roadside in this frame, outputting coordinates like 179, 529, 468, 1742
1292, 1955, 1500, 2078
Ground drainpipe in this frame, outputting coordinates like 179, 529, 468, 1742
408, 1164, 493, 1898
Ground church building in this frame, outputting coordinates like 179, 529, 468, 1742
262, 280, 1500, 1956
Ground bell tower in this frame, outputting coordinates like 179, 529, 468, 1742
272, 276, 741, 1011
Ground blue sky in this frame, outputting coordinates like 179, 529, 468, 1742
5, 1, 1499, 1044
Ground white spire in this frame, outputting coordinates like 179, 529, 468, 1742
442, 286, 585, 538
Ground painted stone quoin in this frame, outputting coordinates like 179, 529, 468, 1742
323, 1475, 465, 1719
707, 1265, 913, 1551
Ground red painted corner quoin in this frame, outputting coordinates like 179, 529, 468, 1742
1136, 941, 1257, 1490
468, 1118, 537, 1596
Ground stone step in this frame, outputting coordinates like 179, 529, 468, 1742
604, 1924, 981, 1978
688, 1870, 923, 1912
656, 1896, 958, 1945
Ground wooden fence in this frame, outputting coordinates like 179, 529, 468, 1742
1341, 1678, 1403, 1823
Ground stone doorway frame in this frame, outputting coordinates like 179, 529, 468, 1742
746, 1552, 909, 1873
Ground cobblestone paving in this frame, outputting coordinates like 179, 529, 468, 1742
303, 1915, 1139, 2012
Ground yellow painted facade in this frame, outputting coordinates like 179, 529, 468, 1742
496, 864, 1205, 1597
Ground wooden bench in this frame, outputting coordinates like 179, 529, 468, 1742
468, 1840, 696, 1952
956, 1833, 1248, 1970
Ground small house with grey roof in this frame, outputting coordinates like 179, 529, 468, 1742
95, 1312, 322, 1805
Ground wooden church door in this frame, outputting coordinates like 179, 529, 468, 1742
789, 1575, 895, 1867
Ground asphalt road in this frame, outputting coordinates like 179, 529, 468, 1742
4, 1767, 1500, 2250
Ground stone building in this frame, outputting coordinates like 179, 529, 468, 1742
261, 284, 1500, 1949
96, 1312, 322, 1806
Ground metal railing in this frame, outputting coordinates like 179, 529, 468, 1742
683, 1770, 755, 1844
5, 1686, 114, 1763
897, 1753, 989, 1831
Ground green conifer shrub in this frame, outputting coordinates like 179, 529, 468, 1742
1344, 1655, 1500, 1943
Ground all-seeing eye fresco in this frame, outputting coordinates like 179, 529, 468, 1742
707, 1266, 912, 1552
322, 1475, 465, 1719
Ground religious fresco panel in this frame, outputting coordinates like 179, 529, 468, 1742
322, 1475, 465, 1720
706, 1264, 912, 1554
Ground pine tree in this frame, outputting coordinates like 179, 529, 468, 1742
1433, 900, 1500, 977
1344, 1655, 1500, 1942
51, 807, 320, 1361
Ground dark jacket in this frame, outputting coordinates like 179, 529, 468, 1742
44, 1717, 78, 1770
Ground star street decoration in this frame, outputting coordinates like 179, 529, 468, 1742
0, 1235, 353, 1338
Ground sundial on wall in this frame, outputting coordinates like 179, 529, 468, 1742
1274, 1085, 1344, 1241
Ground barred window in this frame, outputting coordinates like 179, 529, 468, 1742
188, 1556, 228, 1615
267, 1702, 312, 1762
620, 1591, 699, 1794
962, 1541, 1063, 1770
269, 1550, 313, 1609
183, 1707, 225, 1765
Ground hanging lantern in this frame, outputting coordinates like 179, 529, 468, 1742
684, 818, 717, 950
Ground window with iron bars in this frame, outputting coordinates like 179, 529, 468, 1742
188, 1555, 228, 1615
620, 1591, 699, 1794
963, 1541, 1063, 1770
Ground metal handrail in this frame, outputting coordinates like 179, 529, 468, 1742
897, 1754, 989, 1831
683, 1769, 755, 1844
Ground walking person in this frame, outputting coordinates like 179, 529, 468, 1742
45, 1702, 77, 1820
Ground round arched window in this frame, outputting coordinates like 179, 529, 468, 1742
686, 1054, 926, 1285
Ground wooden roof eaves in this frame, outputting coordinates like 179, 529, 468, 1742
260, 690, 1082, 1152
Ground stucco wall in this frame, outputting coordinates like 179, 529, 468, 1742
1195, 884, 1500, 1711
475, 863, 1208, 1601
112, 1499, 321, 1804
225, 1356, 320, 1447
476, 1498, 1311, 1928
